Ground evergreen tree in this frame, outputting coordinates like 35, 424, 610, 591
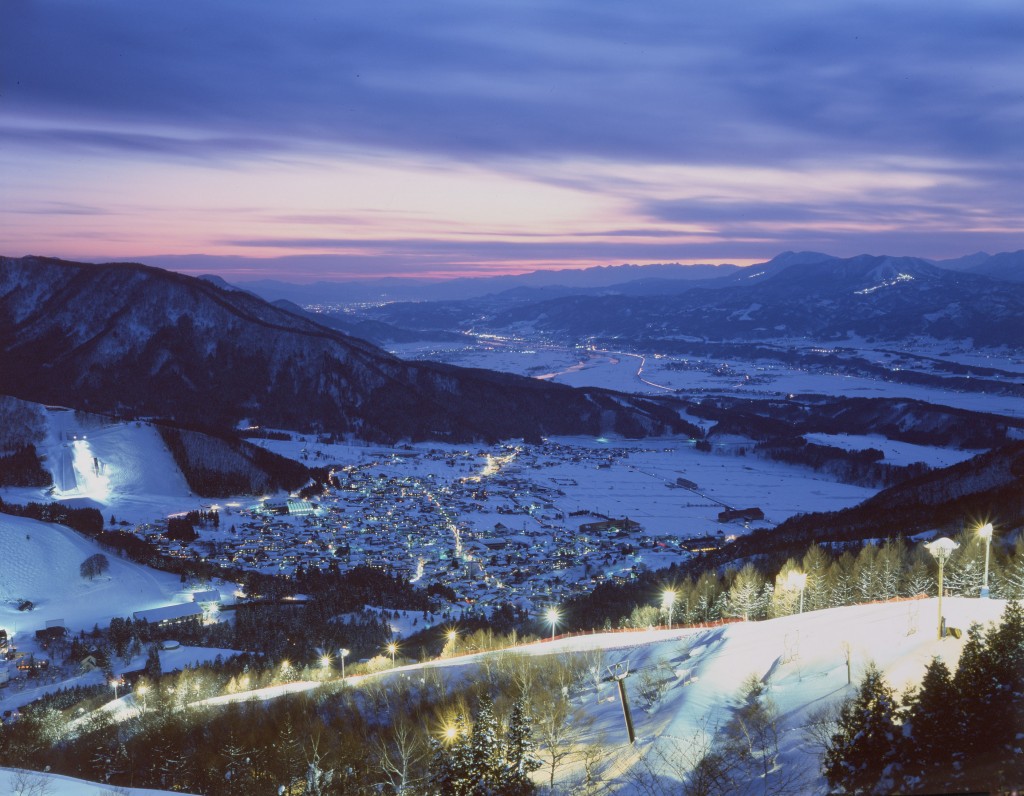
428, 714, 473, 796
997, 543, 1024, 599
801, 544, 831, 612
502, 696, 541, 795
823, 664, 902, 794
726, 563, 765, 620
469, 693, 502, 792
900, 657, 959, 792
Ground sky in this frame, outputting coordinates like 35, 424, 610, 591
2, 1, 1023, 282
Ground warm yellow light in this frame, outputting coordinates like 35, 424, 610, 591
447, 629, 458, 643
661, 589, 677, 609
978, 522, 994, 540
545, 607, 560, 626
321, 655, 331, 669
443, 724, 459, 742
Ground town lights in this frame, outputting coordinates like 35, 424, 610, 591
925, 537, 959, 639
545, 606, 560, 641
661, 589, 677, 629
786, 571, 808, 615
978, 522, 994, 598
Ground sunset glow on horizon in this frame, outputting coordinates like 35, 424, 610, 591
3, 2, 1022, 282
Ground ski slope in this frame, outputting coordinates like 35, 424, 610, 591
38, 408, 193, 519
172, 595, 1008, 794
0, 513, 185, 636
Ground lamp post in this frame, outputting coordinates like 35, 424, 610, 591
339, 648, 349, 680
320, 654, 331, 678
136, 682, 148, 714
387, 641, 398, 667
661, 589, 677, 629
110, 678, 119, 700
978, 522, 994, 598
786, 571, 808, 615
545, 607, 560, 642
926, 537, 959, 639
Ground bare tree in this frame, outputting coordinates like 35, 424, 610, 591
375, 718, 429, 795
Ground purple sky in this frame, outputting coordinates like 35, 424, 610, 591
2, 2, 1022, 281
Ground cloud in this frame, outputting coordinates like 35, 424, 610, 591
5, 1, 1023, 166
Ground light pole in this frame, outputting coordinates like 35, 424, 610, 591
786, 571, 808, 615
136, 682, 148, 714
978, 522, 994, 598
545, 607, 560, 642
446, 629, 458, 656
387, 641, 398, 667
320, 654, 331, 678
110, 678, 119, 700
926, 537, 959, 639
661, 589, 677, 629
339, 648, 349, 680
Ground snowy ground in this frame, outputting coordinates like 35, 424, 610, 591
389, 339, 1024, 419
0, 514, 185, 636
127, 596, 1008, 795
0, 512, 240, 715
0, 766, 194, 795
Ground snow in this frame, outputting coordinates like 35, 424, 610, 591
802, 432, 981, 468
151, 596, 1008, 793
0, 766, 194, 795
389, 339, 1024, 419
0, 514, 185, 636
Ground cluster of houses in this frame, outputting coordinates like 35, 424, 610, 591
129, 440, 753, 611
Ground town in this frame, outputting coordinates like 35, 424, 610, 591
128, 433, 868, 615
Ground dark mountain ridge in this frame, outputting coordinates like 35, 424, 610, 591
0, 256, 694, 442
363, 253, 1024, 347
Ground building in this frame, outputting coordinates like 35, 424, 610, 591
578, 518, 642, 535
133, 603, 204, 628
717, 507, 764, 523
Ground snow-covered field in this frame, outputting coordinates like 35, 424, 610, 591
389, 339, 1024, 418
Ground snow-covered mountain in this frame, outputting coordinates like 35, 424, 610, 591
0, 256, 691, 442
364, 252, 1024, 347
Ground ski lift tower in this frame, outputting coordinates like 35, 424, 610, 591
607, 660, 636, 744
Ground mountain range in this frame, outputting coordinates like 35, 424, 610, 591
0, 256, 692, 442
358, 252, 1024, 347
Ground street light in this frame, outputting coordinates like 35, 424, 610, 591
446, 628, 458, 656
110, 678, 119, 700
136, 682, 148, 713
545, 607, 560, 642
320, 654, 331, 677
786, 571, 808, 615
387, 641, 398, 667
978, 522, 994, 598
926, 537, 959, 639
339, 648, 349, 680
661, 589, 677, 629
